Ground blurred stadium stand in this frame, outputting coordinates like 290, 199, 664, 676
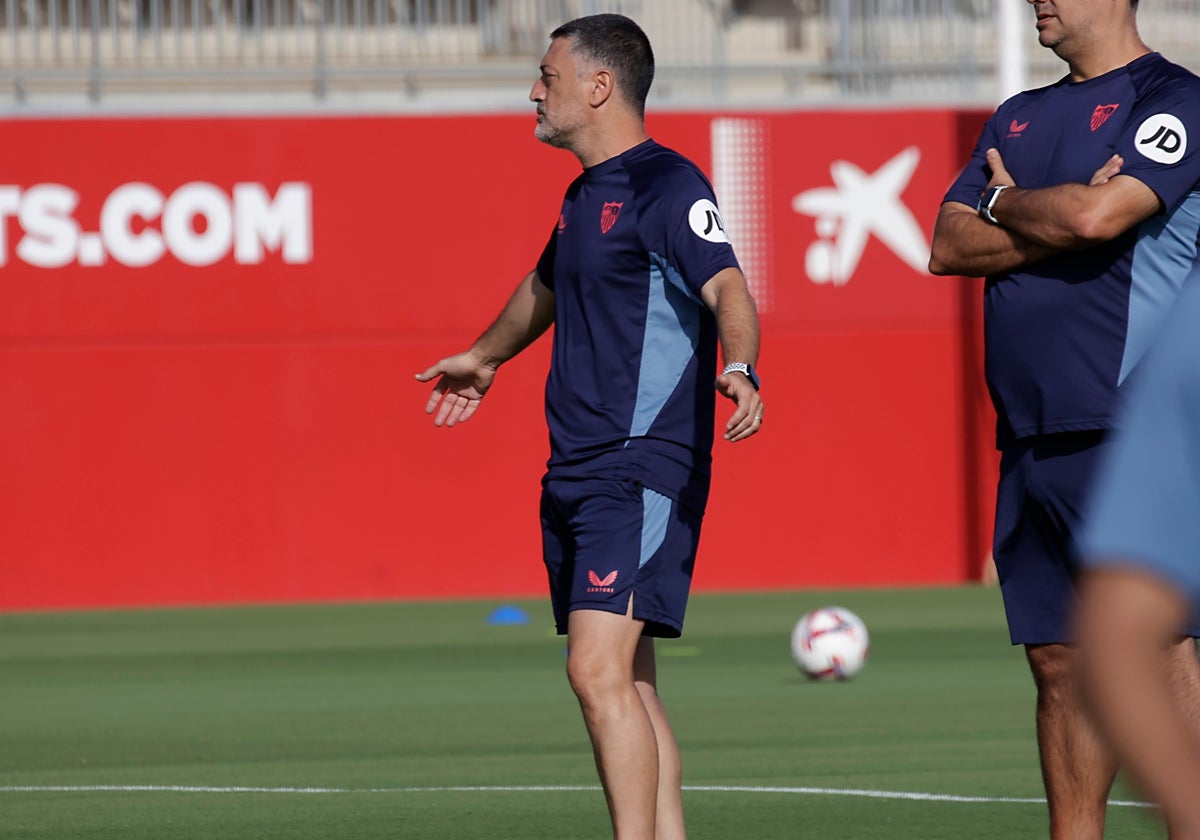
2, 0, 1198, 108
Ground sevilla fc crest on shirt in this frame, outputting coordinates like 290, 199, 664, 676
1091, 104, 1120, 131
600, 201, 623, 234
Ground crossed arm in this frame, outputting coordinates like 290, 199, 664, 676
928, 149, 1162, 278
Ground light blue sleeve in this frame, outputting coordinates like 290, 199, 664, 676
1080, 281, 1200, 614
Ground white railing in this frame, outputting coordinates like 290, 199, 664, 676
1, 0, 1197, 107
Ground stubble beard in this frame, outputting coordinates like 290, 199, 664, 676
534, 121, 560, 146
534, 117, 576, 151
1033, 6, 1067, 54
1042, 26, 1089, 68
1039, 28, 1066, 53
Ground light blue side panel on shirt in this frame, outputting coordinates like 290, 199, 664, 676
639, 486, 672, 569
627, 254, 703, 439
1120, 192, 1200, 384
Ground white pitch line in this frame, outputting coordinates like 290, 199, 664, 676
0, 784, 1155, 808
685, 786, 1155, 808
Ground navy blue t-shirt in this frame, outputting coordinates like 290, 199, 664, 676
535, 139, 740, 514
944, 53, 1200, 448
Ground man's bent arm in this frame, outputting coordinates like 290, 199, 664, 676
415, 269, 554, 427
929, 151, 1158, 278
702, 267, 763, 442
988, 174, 1163, 250
701, 267, 760, 369
929, 201, 1057, 277
471, 270, 556, 367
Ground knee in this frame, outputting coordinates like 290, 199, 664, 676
565, 651, 626, 707
1026, 644, 1076, 703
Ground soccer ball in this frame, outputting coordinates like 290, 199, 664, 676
790, 606, 870, 680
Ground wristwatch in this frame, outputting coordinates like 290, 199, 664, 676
977, 184, 1010, 225
722, 362, 761, 390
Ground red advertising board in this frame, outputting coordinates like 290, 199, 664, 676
0, 109, 993, 610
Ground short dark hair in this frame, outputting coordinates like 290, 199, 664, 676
550, 14, 655, 116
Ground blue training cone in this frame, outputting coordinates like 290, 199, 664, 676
486, 604, 530, 626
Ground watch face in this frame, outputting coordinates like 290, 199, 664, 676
978, 187, 1000, 220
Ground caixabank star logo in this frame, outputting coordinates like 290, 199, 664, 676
790, 147, 930, 287
709, 116, 934, 315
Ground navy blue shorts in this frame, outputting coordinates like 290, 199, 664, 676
540, 477, 703, 639
996, 432, 1200, 645
995, 432, 1116, 645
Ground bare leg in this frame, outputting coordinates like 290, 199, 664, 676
1167, 638, 1200, 728
1166, 638, 1200, 840
1077, 575, 1200, 840
633, 635, 687, 840
1026, 643, 1117, 840
567, 606, 659, 840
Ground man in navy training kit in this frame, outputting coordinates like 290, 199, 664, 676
416, 14, 763, 840
1077, 279, 1200, 840
929, 0, 1200, 837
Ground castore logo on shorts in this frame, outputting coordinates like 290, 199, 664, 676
587, 570, 618, 593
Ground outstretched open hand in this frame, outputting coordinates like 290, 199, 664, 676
415, 351, 497, 427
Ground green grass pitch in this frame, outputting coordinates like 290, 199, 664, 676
0, 587, 1166, 839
